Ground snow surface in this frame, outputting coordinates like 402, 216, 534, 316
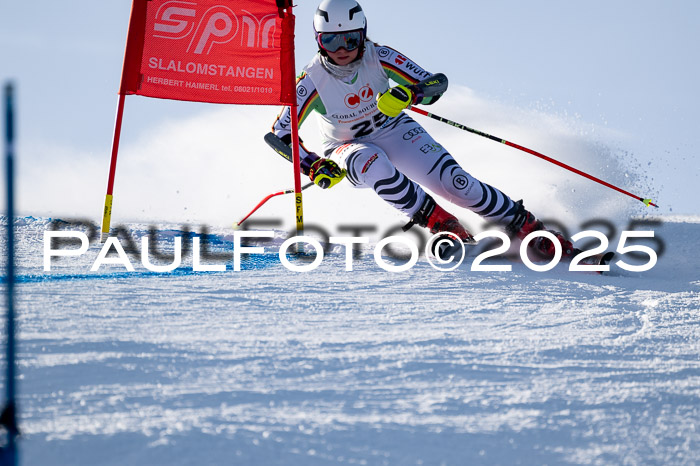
2, 214, 699, 465
3, 73, 698, 465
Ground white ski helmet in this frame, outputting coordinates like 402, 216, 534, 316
314, 0, 367, 35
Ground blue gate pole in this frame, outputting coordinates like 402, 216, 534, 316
1, 81, 18, 466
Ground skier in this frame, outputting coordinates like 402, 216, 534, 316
270, 0, 576, 260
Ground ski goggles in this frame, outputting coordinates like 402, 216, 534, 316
317, 30, 364, 53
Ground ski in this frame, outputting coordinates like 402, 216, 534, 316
576, 250, 616, 275
429, 234, 477, 262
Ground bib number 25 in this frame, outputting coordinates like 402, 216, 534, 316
351, 113, 389, 138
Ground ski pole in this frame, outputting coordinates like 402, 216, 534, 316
408, 106, 658, 208
3, 81, 19, 465
236, 132, 322, 226
237, 181, 314, 227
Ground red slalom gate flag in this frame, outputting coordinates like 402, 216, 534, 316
102, 0, 300, 239
120, 0, 295, 105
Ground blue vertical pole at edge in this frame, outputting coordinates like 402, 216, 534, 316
1, 82, 18, 466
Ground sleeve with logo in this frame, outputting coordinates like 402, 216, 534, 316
375, 45, 442, 105
271, 72, 327, 174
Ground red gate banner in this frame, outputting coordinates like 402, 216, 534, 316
120, 0, 295, 105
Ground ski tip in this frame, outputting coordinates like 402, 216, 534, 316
429, 234, 476, 261
591, 251, 616, 275
601, 251, 615, 267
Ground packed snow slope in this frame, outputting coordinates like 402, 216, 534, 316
1, 214, 699, 465
3, 80, 698, 464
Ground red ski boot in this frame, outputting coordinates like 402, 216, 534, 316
403, 196, 475, 260
506, 200, 575, 260
404, 195, 474, 242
